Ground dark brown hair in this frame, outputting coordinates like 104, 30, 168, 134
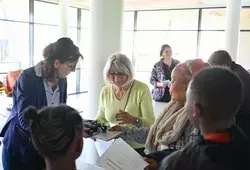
24, 105, 83, 160
43, 37, 83, 80
160, 44, 171, 57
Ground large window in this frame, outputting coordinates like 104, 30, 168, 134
34, 25, 59, 64
134, 9, 199, 85
1, 1, 250, 93
201, 8, 226, 30
0, 21, 29, 72
0, 0, 29, 74
198, 31, 225, 61
238, 8, 250, 70
137, 10, 199, 30
0, 0, 29, 22
34, 1, 59, 25
80, 10, 90, 92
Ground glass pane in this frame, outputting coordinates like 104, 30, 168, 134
0, 0, 29, 21
0, 21, 29, 72
34, 25, 59, 64
80, 29, 89, 67
134, 71, 151, 87
134, 31, 167, 71
238, 32, 250, 69
80, 68, 88, 92
198, 31, 225, 61
201, 8, 226, 30
67, 72, 76, 94
137, 10, 199, 30
69, 7, 77, 27
124, 12, 134, 30
164, 31, 197, 62
134, 31, 197, 71
240, 8, 250, 29
34, 1, 59, 25
81, 10, 89, 29
69, 27, 77, 45
122, 31, 134, 60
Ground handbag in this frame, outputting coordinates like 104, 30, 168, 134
151, 87, 165, 101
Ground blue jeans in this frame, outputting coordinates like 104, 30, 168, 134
2, 145, 45, 170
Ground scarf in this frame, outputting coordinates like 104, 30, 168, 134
145, 100, 187, 154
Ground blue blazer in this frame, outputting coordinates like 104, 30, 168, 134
0, 66, 67, 163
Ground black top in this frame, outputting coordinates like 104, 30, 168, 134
161, 60, 179, 102
230, 62, 250, 137
160, 125, 250, 170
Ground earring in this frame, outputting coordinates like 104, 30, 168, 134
160, 56, 164, 59
193, 113, 196, 117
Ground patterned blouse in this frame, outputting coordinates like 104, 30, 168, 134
157, 124, 200, 151
150, 59, 180, 102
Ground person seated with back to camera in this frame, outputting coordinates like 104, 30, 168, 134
95, 53, 155, 156
160, 67, 250, 170
24, 105, 84, 170
208, 50, 250, 138
110, 59, 211, 169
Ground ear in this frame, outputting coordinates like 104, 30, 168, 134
193, 102, 202, 118
74, 137, 83, 159
53, 59, 60, 68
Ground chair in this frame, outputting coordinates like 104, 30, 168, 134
3, 70, 22, 96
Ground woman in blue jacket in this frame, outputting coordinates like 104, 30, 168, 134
0, 37, 83, 170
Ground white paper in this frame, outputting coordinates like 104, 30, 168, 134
76, 162, 104, 170
94, 139, 114, 156
161, 80, 171, 84
97, 138, 148, 170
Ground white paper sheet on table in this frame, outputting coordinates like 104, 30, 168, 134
77, 162, 104, 170
97, 138, 148, 170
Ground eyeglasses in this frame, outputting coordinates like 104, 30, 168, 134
66, 63, 77, 71
108, 72, 127, 78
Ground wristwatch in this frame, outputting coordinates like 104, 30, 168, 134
135, 117, 140, 124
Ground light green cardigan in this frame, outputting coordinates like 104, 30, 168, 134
96, 80, 155, 149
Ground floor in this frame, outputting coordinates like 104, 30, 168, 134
0, 94, 167, 169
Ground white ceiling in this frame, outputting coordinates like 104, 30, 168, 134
61, 0, 250, 10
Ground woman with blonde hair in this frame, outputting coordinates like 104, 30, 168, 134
110, 59, 211, 169
96, 53, 155, 156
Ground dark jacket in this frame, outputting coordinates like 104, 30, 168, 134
0, 66, 67, 163
160, 125, 250, 170
231, 62, 250, 137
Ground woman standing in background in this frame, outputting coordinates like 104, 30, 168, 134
150, 44, 180, 102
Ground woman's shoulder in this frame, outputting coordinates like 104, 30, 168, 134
172, 59, 180, 65
133, 80, 149, 90
16, 67, 37, 85
101, 84, 112, 93
153, 61, 162, 67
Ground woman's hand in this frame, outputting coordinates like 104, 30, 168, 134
109, 125, 122, 131
116, 109, 137, 125
144, 157, 158, 170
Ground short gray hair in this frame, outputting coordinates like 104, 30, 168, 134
103, 53, 135, 84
